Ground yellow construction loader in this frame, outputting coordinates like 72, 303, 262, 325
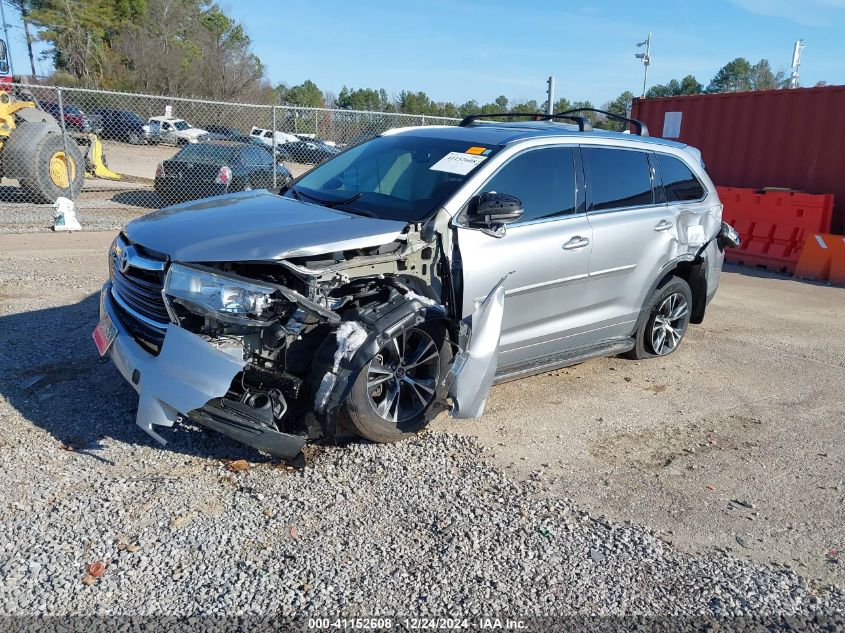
0, 40, 121, 204
0, 92, 122, 204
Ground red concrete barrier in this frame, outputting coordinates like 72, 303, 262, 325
717, 187, 834, 273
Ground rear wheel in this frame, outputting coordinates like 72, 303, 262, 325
128, 131, 141, 145
345, 322, 449, 443
20, 134, 85, 204
627, 276, 692, 360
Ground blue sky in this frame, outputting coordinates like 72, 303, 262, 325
3, 0, 843, 104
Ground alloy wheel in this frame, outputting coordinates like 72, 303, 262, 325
366, 328, 440, 423
650, 292, 689, 355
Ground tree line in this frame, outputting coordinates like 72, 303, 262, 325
16, 1, 818, 128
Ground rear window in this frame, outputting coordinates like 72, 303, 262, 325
584, 147, 653, 211
655, 153, 706, 202
174, 144, 237, 164
240, 146, 272, 166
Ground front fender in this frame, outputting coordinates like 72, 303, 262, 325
444, 280, 505, 419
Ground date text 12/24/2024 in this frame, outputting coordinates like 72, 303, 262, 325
307, 618, 528, 630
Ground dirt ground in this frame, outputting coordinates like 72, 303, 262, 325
1, 230, 843, 588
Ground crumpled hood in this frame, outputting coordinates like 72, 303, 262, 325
123, 190, 408, 263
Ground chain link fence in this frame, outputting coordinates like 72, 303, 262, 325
0, 84, 460, 232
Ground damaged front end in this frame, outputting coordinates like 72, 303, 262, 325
99, 226, 504, 462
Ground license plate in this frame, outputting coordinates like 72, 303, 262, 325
92, 313, 117, 357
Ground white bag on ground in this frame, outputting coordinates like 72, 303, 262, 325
52, 196, 81, 232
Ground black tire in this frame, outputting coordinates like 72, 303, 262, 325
177, 138, 188, 147
128, 131, 141, 145
627, 276, 693, 360
345, 320, 450, 443
21, 133, 85, 204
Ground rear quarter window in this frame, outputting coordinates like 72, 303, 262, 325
655, 153, 706, 202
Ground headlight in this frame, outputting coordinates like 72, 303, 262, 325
163, 263, 276, 325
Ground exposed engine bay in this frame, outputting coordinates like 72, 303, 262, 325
100, 216, 502, 464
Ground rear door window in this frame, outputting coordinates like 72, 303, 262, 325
480, 147, 577, 223
583, 147, 653, 211
655, 153, 706, 202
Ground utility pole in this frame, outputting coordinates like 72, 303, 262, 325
635, 33, 652, 97
13, 0, 37, 78
0, 0, 14, 76
546, 75, 555, 114
789, 39, 805, 89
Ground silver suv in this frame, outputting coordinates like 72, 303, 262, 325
95, 110, 739, 463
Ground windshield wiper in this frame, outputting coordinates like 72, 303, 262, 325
293, 188, 364, 209
337, 206, 377, 218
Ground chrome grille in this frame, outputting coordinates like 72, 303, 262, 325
110, 238, 169, 326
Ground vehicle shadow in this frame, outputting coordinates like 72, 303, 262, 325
0, 293, 273, 464
111, 189, 166, 209
723, 262, 838, 288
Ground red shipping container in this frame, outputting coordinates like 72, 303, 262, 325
631, 86, 845, 232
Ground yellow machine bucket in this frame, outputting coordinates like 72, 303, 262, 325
82, 133, 122, 180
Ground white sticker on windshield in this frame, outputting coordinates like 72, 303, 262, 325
430, 152, 487, 175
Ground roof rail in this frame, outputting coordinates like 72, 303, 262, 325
554, 108, 649, 136
458, 112, 593, 132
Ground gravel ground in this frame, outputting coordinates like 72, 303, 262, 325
0, 232, 843, 624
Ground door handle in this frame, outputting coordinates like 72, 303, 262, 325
562, 236, 590, 250
654, 219, 674, 232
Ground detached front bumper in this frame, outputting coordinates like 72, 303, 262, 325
99, 283, 306, 459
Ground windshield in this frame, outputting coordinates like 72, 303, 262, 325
123, 112, 143, 125
292, 134, 501, 222
63, 104, 82, 115
173, 144, 237, 164
174, 120, 191, 131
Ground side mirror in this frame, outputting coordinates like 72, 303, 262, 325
467, 192, 524, 229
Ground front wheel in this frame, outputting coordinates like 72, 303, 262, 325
627, 276, 692, 360
345, 322, 450, 443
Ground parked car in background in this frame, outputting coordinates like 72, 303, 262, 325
249, 126, 298, 147
277, 137, 341, 164
40, 101, 103, 134
296, 133, 339, 147
149, 116, 209, 145
94, 108, 162, 144
154, 140, 293, 201
203, 125, 250, 141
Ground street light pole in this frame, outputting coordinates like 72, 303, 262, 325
546, 75, 555, 115
635, 33, 652, 97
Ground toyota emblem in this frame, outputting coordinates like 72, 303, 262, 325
119, 249, 130, 273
